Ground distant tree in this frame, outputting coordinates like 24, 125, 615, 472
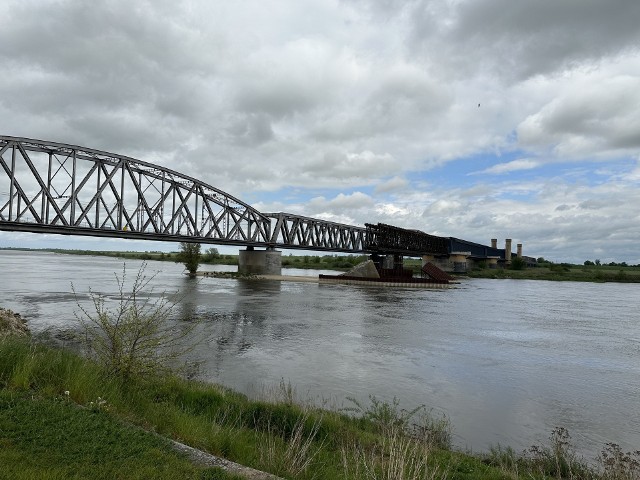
595, 259, 601, 266
584, 260, 595, 266
536, 257, 546, 263
510, 257, 526, 270
179, 242, 201, 276
203, 247, 220, 262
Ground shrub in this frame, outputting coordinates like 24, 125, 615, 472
179, 242, 201, 275
510, 257, 526, 270
73, 263, 199, 379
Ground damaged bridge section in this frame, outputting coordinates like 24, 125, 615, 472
364, 223, 449, 256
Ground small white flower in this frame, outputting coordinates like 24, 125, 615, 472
64, 390, 70, 396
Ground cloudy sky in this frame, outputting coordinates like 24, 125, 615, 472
1, 0, 639, 263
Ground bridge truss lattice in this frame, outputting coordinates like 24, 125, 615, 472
0, 136, 451, 256
265, 212, 370, 252
0, 136, 271, 246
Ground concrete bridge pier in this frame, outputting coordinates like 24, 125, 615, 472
379, 254, 403, 270
238, 247, 282, 275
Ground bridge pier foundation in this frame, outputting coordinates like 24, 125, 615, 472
238, 248, 282, 275
422, 253, 471, 273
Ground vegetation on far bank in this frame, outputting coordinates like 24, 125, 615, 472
4, 247, 640, 283
0, 247, 369, 271
466, 258, 640, 283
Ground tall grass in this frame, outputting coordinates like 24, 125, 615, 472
484, 428, 640, 480
5, 336, 638, 480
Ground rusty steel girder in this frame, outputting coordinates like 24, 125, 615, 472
365, 223, 448, 256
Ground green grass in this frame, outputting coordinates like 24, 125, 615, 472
466, 264, 640, 283
3, 337, 638, 479
0, 337, 513, 480
0, 391, 242, 480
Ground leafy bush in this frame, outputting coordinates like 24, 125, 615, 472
73, 263, 199, 379
510, 257, 526, 270
179, 242, 201, 275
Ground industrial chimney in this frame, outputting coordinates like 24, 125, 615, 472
517, 244, 523, 259
505, 239, 512, 261
491, 238, 497, 249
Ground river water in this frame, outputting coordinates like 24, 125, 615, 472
1, 250, 638, 458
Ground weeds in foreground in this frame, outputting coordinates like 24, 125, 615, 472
486, 445, 520, 476
409, 408, 453, 450
259, 412, 325, 478
485, 427, 640, 480
527, 427, 589, 478
342, 427, 445, 480
599, 443, 640, 480
343, 395, 452, 450
343, 395, 425, 434
3, 329, 638, 480
72, 262, 200, 379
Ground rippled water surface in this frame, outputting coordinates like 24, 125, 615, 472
1, 250, 639, 458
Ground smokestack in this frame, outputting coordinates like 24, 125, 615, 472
491, 238, 497, 249
517, 244, 523, 258
505, 239, 512, 261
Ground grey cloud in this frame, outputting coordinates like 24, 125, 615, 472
374, 176, 409, 193
555, 204, 572, 212
227, 114, 275, 146
578, 198, 624, 210
407, 0, 640, 81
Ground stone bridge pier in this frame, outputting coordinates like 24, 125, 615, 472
238, 247, 282, 275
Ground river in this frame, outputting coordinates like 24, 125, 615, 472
1, 250, 638, 459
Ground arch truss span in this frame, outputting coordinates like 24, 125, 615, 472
264, 212, 371, 253
0, 136, 271, 245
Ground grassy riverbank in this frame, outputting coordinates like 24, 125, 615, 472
465, 263, 640, 282
0, 337, 504, 480
2, 336, 639, 479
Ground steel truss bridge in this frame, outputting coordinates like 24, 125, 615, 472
0, 136, 448, 256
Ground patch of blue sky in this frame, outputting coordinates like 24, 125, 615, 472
409, 150, 528, 190
416, 150, 637, 190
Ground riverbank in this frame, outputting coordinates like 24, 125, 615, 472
2, 325, 638, 479
465, 264, 640, 282
0, 336, 503, 480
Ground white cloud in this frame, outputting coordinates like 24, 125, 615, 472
309, 192, 374, 211
476, 159, 541, 175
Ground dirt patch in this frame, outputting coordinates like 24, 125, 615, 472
0, 308, 30, 338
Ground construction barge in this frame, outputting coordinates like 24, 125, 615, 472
318, 261, 456, 288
